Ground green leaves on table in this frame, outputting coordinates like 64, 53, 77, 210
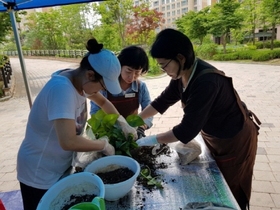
140, 166, 163, 189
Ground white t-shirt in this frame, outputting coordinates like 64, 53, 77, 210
17, 70, 87, 189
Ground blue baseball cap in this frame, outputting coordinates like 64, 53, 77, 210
88, 49, 122, 94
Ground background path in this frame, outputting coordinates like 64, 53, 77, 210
0, 58, 279, 210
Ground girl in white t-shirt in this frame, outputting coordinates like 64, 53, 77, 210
17, 38, 137, 210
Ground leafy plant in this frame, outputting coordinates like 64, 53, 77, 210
87, 110, 145, 156
140, 166, 163, 189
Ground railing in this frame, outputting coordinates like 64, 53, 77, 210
1, 50, 89, 58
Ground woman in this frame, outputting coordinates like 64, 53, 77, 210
136, 29, 261, 210
90, 45, 153, 138
17, 38, 136, 210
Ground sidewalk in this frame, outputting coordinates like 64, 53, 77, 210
0, 57, 280, 210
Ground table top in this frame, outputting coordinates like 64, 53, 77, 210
105, 135, 241, 210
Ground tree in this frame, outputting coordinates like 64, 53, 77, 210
25, 9, 65, 49
208, 0, 243, 53
176, 7, 210, 45
59, 4, 94, 49
93, 0, 134, 48
126, 2, 165, 46
260, 0, 280, 50
239, 0, 260, 45
0, 12, 12, 44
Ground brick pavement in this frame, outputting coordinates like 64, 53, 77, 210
0, 57, 280, 210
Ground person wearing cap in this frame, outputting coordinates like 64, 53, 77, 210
136, 29, 261, 210
16, 38, 137, 210
90, 45, 153, 139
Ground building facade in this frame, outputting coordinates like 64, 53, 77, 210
134, 0, 218, 29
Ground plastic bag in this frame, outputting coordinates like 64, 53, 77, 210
174, 139, 202, 165
72, 129, 103, 171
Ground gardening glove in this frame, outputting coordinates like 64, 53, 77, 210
99, 136, 115, 156
137, 127, 146, 139
117, 115, 137, 140
136, 135, 158, 147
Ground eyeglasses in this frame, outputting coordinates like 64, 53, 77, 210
160, 59, 172, 72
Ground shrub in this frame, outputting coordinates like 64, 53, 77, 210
147, 55, 162, 76
235, 49, 254, 60
213, 53, 238, 61
195, 43, 218, 59
251, 50, 272, 61
255, 41, 280, 49
269, 49, 280, 59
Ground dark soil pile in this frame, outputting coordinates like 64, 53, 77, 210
131, 144, 171, 190
61, 194, 96, 210
96, 167, 134, 184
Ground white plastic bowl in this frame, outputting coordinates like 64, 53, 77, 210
85, 155, 140, 201
36, 172, 105, 210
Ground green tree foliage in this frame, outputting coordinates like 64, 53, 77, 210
126, 2, 165, 46
25, 9, 65, 49
176, 7, 210, 45
93, 0, 134, 48
260, 0, 280, 49
24, 3, 95, 50
59, 4, 94, 49
239, 0, 260, 44
0, 12, 12, 44
208, 0, 243, 53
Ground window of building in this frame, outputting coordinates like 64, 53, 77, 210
162, 0, 165, 4
167, 11, 170, 17
177, 2, 180, 7
194, 0, 197, 5
166, 0, 170, 3
167, 5, 170, 10
162, 6, 165, 11
172, 3, 175, 9
194, 6, 197, 11
177, 9, 180, 15
182, 0, 187, 6
172, 10, 175, 15
153, 1, 159, 7
182, 7, 188, 14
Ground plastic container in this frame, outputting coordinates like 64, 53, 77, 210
36, 172, 105, 210
85, 155, 140, 201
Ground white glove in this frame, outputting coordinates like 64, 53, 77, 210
99, 136, 115, 156
117, 115, 137, 140
136, 135, 158, 146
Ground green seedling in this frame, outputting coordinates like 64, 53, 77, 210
140, 166, 163, 189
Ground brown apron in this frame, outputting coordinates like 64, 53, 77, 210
107, 82, 140, 118
194, 69, 261, 210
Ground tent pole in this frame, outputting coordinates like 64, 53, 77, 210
8, 9, 33, 108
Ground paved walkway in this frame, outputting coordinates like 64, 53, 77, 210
0, 57, 280, 210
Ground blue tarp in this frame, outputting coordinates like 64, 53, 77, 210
0, 0, 100, 12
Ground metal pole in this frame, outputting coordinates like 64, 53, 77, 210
8, 9, 33, 108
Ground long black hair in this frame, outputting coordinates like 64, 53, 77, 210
150, 28, 195, 70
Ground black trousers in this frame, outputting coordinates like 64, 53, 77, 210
20, 182, 47, 210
